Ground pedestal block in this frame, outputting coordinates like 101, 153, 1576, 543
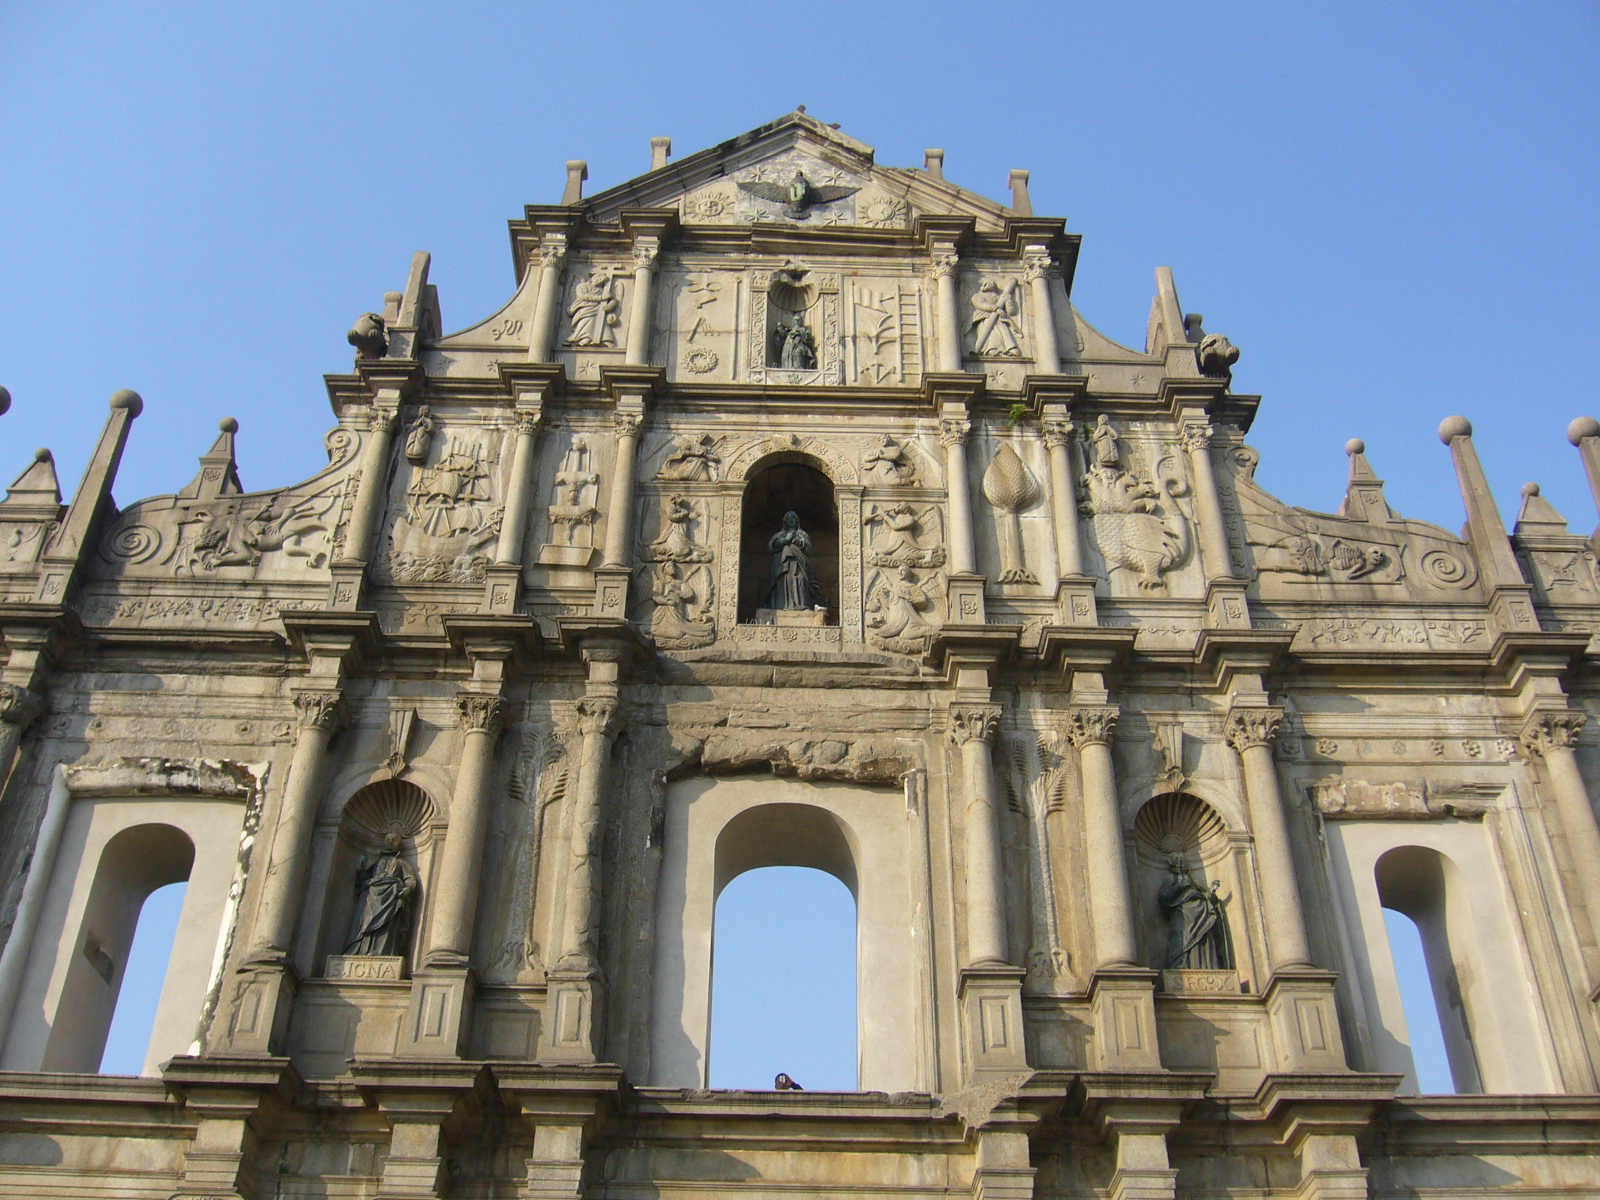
539, 969, 600, 1064
1264, 969, 1347, 1071
959, 965, 1028, 1080
397, 967, 476, 1059
1088, 967, 1161, 1070
217, 963, 297, 1056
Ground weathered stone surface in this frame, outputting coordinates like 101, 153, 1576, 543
0, 110, 1597, 1196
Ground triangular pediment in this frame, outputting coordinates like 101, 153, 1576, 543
580, 110, 1014, 232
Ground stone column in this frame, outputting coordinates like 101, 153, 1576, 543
338, 405, 398, 570
1042, 417, 1086, 579
941, 415, 976, 576
1522, 710, 1600, 932
949, 705, 1007, 966
1179, 420, 1233, 583
252, 689, 348, 959
601, 412, 643, 571
1022, 246, 1060, 374
555, 697, 621, 971
1224, 706, 1313, 971
0, 684, 43, 793
931, 244, 962, 372
526, 236, 568, 363
424, 692, 510, 965
494, 409, 543, 567
624, 237, 659, 365
1068, 706, 1137, 967
0, 763, 66, 1040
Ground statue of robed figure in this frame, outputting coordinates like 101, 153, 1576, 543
766, 511, 828, 610
1159, 853, 1233, 970
345, 831, 420, 958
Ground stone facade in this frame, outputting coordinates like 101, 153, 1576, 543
1, 110, 1599, 1197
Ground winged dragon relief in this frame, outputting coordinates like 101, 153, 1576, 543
737, 169, 860, 220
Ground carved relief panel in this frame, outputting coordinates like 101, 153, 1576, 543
662, 270, 741, 384
1074, 418, 1199, 599
845, 279, 926, 386
97, 427, 359, 585
378, 418, 508, 586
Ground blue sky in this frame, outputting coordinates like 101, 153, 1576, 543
6, 3, 1593, 1085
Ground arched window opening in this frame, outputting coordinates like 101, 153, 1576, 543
100, 881, 187, 1074
43, 823, 194, 1075
707, 802, 861, 1090
1375, 846, 1482, 1094
710, 866, 857, 1090
1381, 906, 1455, 1094
739, 459, 839, 625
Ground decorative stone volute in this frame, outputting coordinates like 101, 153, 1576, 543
948, 704, 1000, 746
292, 688, 349, 734
1225, 706, 1283, 753
1066, 706, 1118, 748
1521, 709, 1586, 756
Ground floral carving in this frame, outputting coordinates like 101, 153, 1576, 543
293, 689, 348, 734
577, 697, 621, 739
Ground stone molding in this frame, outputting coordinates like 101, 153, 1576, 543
947, 704, 1001, 747
1067, 705, 1119, 748
1225, 706, 1284, 753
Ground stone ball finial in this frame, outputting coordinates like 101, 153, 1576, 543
109, 389, 144, 417
1523, 481, 1541, 498
0, 385, 11, 416
1438, 415, 1472, 443
220, 417, 239, 433
1346, 438, 1365, 456
1568, 416, 1600, 445
34, 448, 50, 463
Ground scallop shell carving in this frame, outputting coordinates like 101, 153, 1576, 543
341, 779, 438, 851
1133, 792, 1228, 867
982, 443, 1040, 513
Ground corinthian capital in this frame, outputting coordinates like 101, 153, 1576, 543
1178, 422, 1214, 453
1021, 249, 1053, 283
614, 412, 643, 439
577, 696, 622, 739
536, 235, 568, 269
457, 691, 510, 736
1041, 418, 1073, 449
1067, 706, 1119, 748
293, 688, 349, 734
1225, 706, 1283, 753
1521, 709, 1587, 756
368, 408, 397, 436
948, 704, 1001, 746
0, 684, 43, 729
938, 417, 971, 449
930, 248, 960, 280
631, 237, 660, 272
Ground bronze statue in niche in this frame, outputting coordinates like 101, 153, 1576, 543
766, 511, 828, 610
1159, 853, 1233, 970
345, 830, 419, 958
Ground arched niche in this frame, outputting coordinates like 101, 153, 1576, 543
649, 776, 930, 1092
737, 456, 840, 625
1132, 792, 1250, 987
314, 779, 439, 977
